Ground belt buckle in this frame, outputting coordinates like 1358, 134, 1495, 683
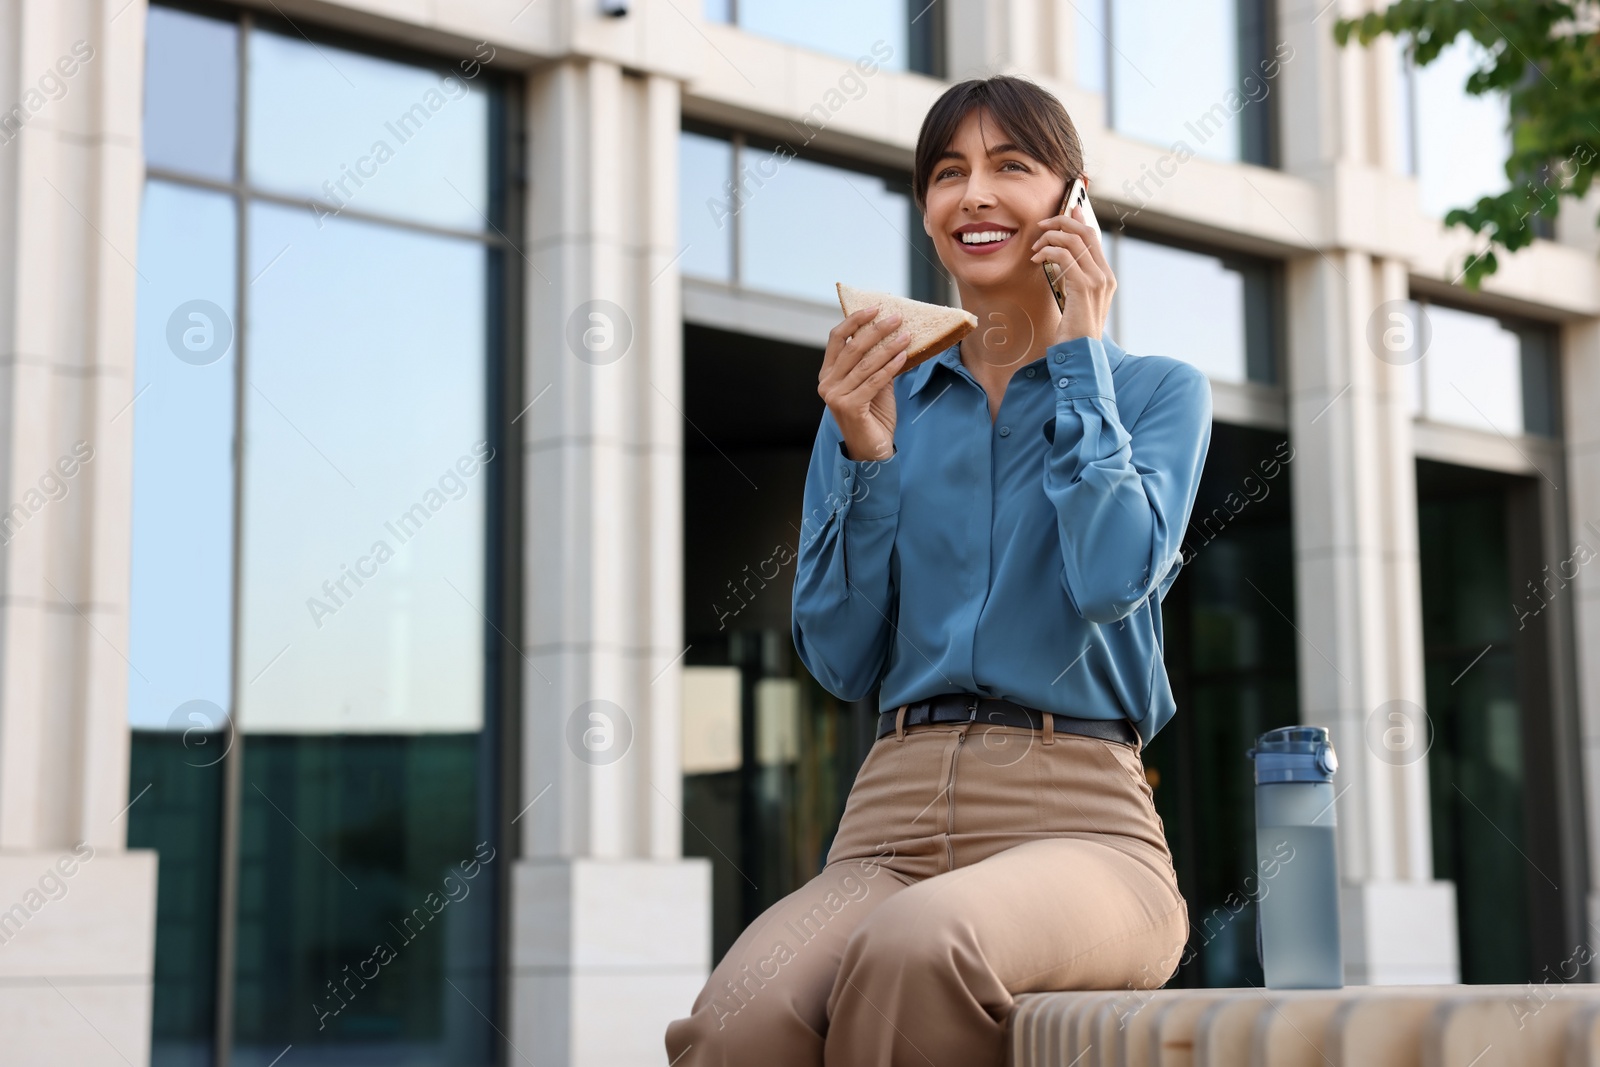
964, 696, 979, 724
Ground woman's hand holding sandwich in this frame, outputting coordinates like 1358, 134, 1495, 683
819, 306, 910, 462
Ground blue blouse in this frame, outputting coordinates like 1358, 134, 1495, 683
791, 334, 1212, 747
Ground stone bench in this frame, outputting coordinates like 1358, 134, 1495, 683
1007, 984, 1600, 1066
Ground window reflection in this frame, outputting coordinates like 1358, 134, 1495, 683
1407, 303, 1558, 438
679, 131, 734, 283
1106, 233, 1278, 385
742, 152, 912, 304
145, 7, 237, 180
1105, 0, 1277, 166
247, 28, 490, 230
682, 129, 928, 305
238, 203, 488, 735
707, 0, 910, 71
129, 181, 237, 730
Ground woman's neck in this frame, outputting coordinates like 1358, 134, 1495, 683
953, 277, 1065, 377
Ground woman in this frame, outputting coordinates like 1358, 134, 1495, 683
665, 74, 1211, 1067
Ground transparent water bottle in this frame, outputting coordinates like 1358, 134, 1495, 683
1246, 725, 1343, 989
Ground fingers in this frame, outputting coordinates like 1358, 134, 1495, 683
823, 308, 904, 382
1031, 229, 1105, 290
1039, 213, 1113, 277
822, 306, 881, 378
836, 326, 910, 397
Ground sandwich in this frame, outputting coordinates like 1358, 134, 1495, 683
835, 282, 978, 376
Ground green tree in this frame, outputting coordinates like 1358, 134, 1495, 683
1335, 1, 1600, 287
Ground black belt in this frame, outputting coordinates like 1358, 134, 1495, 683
877, 693, 1140, 750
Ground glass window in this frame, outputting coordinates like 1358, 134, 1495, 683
681, 128, 936, 305
1407, 303, 1559, 438
679, 131, 734, 283
128, 9, 509, 1065
128, 176, 237, 1067
128, 181, 237, 731
1105, 233, 1279, 385
741, 151, 912, 304
238, 203, 488, 735
1410, 38, 1509, 219
1105, 0, 1277, 166
247, 28, 490, 230
1074, 0, 1108, 96
706, 0, 918, 73
144, 6, 238, 180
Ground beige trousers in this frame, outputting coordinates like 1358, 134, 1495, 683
664, 709, 1190, 1066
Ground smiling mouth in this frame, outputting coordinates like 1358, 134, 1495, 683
957, 229, 1016, 247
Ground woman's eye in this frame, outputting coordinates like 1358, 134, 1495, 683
1001, 160, 1027, 172
936, 167, 960, 180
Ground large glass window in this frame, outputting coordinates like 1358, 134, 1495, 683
128, 7, 513, 1065
1104, 232, 1282, 385
679, 125, 943, 305
1078, 0, 1279, 166
703, 0, 942, 76
1405, 301, 1560, 438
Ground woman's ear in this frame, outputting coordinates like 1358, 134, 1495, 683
921, 211, 931, 238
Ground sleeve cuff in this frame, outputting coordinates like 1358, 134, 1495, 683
1046, 335, 1117, 401
834, 440, 901, 521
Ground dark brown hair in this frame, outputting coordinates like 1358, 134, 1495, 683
912, 75, 1084, 215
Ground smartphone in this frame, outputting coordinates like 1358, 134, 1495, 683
1043, 177, 1102, 313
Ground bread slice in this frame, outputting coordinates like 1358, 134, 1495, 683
836, 282, 978, 376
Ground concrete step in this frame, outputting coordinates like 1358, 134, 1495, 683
1008, 984, 1600, 1067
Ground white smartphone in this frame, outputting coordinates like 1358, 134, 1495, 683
1044, 177, 1102, 313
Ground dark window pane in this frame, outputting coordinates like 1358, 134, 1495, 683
128, 732, 226, 1067
1516, 324, 1560, 438
145, 6, 238, 180
1153, 424, 1300, 988
230, 736, 495, 1065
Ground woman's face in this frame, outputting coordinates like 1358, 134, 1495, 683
921, 107, 1068, 295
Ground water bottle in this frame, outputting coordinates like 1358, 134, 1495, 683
1246, 725, 1343, 989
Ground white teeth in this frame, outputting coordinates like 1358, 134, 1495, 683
960, 230, 1013, 245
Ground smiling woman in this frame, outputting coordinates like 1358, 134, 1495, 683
666, 75, 1213, 1067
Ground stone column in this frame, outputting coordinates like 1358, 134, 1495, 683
1277, 0, 1459, 983
510, 57, 710, 1066
1564, 319, 1600, 979
1285, 249, 1459, 984
0, 0, 157, 1062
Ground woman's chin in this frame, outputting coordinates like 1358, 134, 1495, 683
950, 262, 1031, 295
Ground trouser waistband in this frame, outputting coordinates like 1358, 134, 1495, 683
877, 693, 1140, 750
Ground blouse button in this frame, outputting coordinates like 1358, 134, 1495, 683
1025, 368, 1036, 378
1054, 352, 1066, 363
998, 426, 1011, 437
1057, 376, 1070, 388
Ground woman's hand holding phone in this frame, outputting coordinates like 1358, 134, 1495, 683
819, 306, 908, 462
1032, 198, 1116, 346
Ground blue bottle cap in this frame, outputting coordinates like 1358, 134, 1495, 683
1246, 725, 1338, 784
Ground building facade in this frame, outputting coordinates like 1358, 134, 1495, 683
1, 0, 1597, 1064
